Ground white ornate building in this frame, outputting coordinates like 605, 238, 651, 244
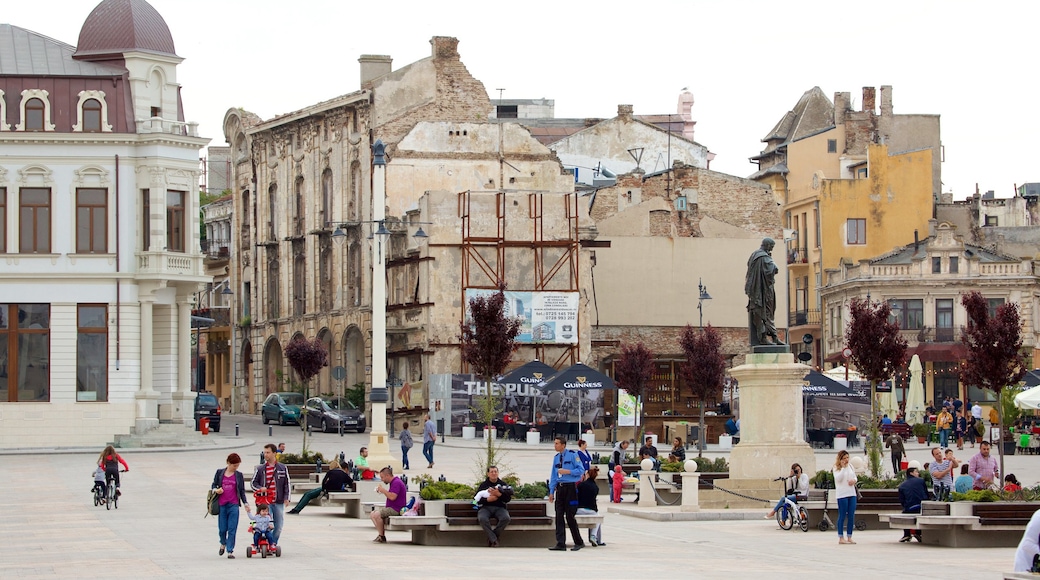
0, 0, 208, 447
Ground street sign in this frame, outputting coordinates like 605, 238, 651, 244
802, 333, 814, 345
331, 365, 346, 380
797, 352, 812, 362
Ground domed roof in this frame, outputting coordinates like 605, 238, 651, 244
73, 0, 177, 59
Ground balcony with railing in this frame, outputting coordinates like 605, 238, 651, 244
200, 238, 230, 260
136, 251, 204, 280
787, 245, 809, 265
789, 309, 821, 327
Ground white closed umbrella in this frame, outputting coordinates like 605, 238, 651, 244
879, 385, 900, 421
1014, 385, 1040, 410
905, 355, 926, 425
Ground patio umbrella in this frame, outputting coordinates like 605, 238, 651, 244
905, 354, 926, 425
1014, 385, 1040, 410
537, 362, 617, 429
803, 371, 859, 398
498, 360, 559, 423
824, 365, 863, 382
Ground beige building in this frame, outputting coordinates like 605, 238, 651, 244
819, 222, 1039, 404
223, 37, 582, 418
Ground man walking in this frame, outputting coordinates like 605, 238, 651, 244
548, 436, 586, 551
885, 431, 905, 477
422, 413, 437, 468
251, 443, 291, 549
476, 466, 513, 547
969, 441, 1000, 490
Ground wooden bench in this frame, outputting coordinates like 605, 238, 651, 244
386, 500, 603, 546
881, 423, 912, 439
285, 464, 328, 482
800, 489, 901, 531
880, 501, 1037, 547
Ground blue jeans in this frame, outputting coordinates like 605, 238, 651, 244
836, 496, 857, 537
253, 529, 274, 545
401, 446, 410, 469
217, 503, 240, 553
422, 441, 435, 465
772, 494, 797, 514
270, 502, 284, 544
940, 428, 950, 448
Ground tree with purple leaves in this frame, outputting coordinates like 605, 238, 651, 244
460, 283, 522, 474
680, 324, 727, 458
846, 298, 908, 478
614, 342, 655, 443
284, 336, 329, 454
960, 291, 1027, 478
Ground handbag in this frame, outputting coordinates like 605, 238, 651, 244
207, 489, 220, 516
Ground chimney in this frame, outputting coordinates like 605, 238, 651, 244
862, 87, 876, 114
617, 104, 633, 120
879, 85, 893, 116
358, 55, 392, 89
430, 36, 459, 59
834, 91, 850, 124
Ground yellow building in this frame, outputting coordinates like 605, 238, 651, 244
751, 86, 940, 365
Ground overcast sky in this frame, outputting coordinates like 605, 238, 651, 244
6, 0, 1037, 199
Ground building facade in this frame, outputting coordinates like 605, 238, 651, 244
820, 222, 1039, 405
751, 86, 941, 366
0, 0, 208, 447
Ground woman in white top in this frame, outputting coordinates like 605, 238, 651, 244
766, 463, 809, 519
832, 449, 859, 544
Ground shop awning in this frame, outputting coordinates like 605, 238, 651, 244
907, 343, 967, 363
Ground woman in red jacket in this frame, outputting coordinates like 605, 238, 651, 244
98, 445, 128, 495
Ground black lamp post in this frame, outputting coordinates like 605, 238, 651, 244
698, 278, 712, 328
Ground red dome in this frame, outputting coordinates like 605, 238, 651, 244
74, 0, 177, 59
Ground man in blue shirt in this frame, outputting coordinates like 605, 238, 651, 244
548, 436, 586, 551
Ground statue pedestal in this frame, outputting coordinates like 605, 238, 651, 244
728, 352, 815, 479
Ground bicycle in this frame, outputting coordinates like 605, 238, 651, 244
772, 477, 809, 532
105, 469, 127, 510
92, 482, 106, 507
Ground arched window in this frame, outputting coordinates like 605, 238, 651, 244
24, 98, 44, 131
82, 99, 102, 132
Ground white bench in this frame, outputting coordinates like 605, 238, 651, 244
386, 501, 604, 546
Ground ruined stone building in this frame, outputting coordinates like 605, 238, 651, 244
750, 86, 941, 366
820, 222, 1039, 405
0, 0, 209, 447
223, 37, 583, 418
495, 91, 714, 186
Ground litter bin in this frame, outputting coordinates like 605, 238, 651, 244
718, 434, 733, 450
833, 434, 847, 451
527, 430, 540, 445
200, 417, 210, 435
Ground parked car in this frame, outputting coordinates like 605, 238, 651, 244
194, 391, 221, 432
262, 392, 304, 426
301, 396, 366, 433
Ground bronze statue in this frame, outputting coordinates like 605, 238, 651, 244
745, 238, 783, 346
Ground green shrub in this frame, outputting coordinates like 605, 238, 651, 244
812, 470, 834, 489
514, 482, 548, 499
661, 461, 683, 472
856, 476, 902, 489
279, 451, 327, 464
690, 457, 728, 472
418, 481, 477, 501
951, 489, 1001, 502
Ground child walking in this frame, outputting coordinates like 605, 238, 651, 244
611, 465, 624, 503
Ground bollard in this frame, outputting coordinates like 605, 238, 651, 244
316, 458, 322, 474
235, 423, 240, 437
339, 451, 346, 465
268, 426, 273, 437
339, 421, 343, 437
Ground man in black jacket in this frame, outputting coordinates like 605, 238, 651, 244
475, 466, 513, 547
897, 466, 928, 543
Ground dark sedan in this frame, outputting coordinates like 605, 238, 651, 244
261, 392, 304, 426
301, 396, 366, 433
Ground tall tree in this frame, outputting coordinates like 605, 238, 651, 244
284, 335, 329, 454
846, 298, 908, 478
679, 324, 727, 457
960, 291, 1026, 478
459, 283, 522, 474
614, 342, 656, 443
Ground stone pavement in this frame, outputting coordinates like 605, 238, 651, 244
0, 414, 1028, 579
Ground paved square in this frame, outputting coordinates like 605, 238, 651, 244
1, 415, 1024, 578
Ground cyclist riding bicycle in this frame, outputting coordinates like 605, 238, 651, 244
91, 466, 108, 504
98, 445, 129, 496
766, 463, 809, 519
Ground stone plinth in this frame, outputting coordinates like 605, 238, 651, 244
637, 470, 656, 507
728, 352, 814, 480
680, 471, 700, 512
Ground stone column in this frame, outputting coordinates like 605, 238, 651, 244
728, 352, 815, 479
680, 463, 701, 512
170, 298, 195, 426
134, 298, 159, 434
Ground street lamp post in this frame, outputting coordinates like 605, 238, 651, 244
698, 278, 712, 328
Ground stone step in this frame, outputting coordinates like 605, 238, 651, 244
114, 424, 219, 448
